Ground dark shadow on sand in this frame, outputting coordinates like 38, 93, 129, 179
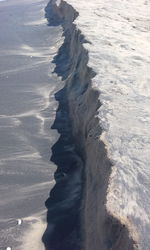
42, 2, 83, 250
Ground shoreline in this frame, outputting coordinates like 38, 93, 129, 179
0, 0, 149, 249
0, 0, 63, 249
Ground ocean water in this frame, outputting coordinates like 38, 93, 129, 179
0, 0, 63, 249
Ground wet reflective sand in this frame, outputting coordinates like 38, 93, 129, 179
0, 0, 63, 249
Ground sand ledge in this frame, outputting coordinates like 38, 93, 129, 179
45, 0, 139, 249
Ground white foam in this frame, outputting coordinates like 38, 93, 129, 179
19, 215, 46, 250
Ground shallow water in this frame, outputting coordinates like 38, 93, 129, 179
0, 0, 63, 249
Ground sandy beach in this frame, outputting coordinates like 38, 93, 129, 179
0, 0, 63, 249
1, 0, 149, 249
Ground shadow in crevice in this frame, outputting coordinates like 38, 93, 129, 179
42, 1, 83, 250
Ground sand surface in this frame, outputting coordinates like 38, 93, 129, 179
46, 1, 150, 249
61, 0, 150, 248
0, 0, 63, 249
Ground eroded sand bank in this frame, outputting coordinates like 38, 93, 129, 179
42, 1, 150, 249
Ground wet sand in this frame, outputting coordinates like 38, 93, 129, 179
0, 0, 63, 249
